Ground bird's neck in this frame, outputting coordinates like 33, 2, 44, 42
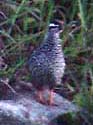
39, 31, 62, 52
45, 32, 61, 45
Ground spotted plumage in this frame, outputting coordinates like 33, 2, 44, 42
28, 23, 65, 105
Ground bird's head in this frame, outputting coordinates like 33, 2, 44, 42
48, 21, 64, 34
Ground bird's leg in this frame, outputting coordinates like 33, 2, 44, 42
37, 90, 45, 104
48, 89, 54, 105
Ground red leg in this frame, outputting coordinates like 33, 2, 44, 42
48, 89, 54, 105
37, 90, 45, 104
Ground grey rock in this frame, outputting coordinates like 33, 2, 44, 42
0, 92, 79, 125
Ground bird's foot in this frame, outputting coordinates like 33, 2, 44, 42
35, 90, 58, 106
36, 90, 47, 105
38, 99, 47, 105
46, 100, 58, 106
47, 90, 58, 106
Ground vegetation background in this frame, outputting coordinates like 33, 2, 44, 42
0, 0, 93, 124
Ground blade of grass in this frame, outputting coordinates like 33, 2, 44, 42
0, 30, 17, 43
78, 0, 87, 30
8, 0, 28, 34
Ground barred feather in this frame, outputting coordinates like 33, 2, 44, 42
29, 24, 65, 90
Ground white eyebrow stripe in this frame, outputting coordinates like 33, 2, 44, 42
49, 23, 59, 27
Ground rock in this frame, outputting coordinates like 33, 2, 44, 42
0, 92, 79, 125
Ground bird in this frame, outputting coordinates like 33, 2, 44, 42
28, 22, 65, 105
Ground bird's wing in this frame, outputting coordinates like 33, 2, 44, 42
28, 51, 50, 75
